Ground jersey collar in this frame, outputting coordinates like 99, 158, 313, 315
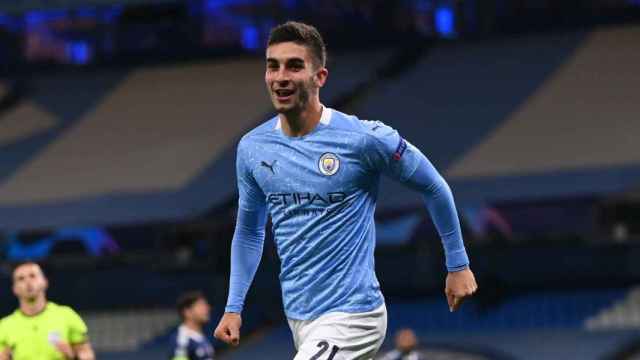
274, 105, 332, 130
18, 301, 49, 317
178, 324, 205, 341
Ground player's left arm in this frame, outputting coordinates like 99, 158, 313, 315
64, 307, 96, 360
362, 122, 477, 311
403, 151, 478, 312
71, 342, 95, 360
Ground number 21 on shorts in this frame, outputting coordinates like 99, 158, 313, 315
309, 340, 339, 360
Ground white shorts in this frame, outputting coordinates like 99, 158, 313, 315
288, 303, 387, 360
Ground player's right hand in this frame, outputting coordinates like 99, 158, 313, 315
214, 312, 242, 346
0, 347, 11, 360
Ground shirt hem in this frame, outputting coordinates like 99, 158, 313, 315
284, 297, 385, 321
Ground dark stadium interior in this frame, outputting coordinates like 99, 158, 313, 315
1, 1, 640, 359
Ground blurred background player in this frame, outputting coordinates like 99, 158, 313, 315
0, 261, 95, 360
214, 21, 477, 359
378, 328, 424, 360
171, 291, 214, 360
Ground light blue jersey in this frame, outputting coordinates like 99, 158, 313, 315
225, 107, 469, 320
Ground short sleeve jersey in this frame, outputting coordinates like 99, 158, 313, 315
0, 302, 89, 360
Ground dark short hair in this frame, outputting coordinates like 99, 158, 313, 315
11, 261, 44, 279
177, 291, 206, 319
267, 21, 327, 68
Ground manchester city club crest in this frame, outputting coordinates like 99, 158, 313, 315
318, 153, 340, 176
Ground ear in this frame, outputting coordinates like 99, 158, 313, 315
314, 67, 329, 88
12, 283, 18, 297
43, 277, 49, 291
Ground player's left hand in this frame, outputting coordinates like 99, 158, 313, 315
53, 341, 74, 359
445, 267, 477, 312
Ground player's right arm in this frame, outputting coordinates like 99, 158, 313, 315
0, 319, 10, 360
0, 348, 10, 360
214, 140, 267, 346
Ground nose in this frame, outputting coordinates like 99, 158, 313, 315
274, 68, 290, 83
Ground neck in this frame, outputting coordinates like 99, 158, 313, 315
20, 296, 47, 316
280, 98, 323, 137
183, 319, 203, 334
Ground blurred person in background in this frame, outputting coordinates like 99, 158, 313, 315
0, 261, 95, 360
171, 291, 214, 360
215, 20, 477, 359
378, 328, 424, 360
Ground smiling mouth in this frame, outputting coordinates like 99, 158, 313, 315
274, 89, 295, 101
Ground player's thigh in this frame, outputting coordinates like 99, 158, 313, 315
294, 339, 341, 360
293, 335, 382, 360
293, 312, 386, 360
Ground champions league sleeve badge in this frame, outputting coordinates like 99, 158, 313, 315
318, 153, 340, 176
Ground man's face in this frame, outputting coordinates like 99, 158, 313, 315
185, 298, 211, 325
12, 263, 48, 302
395, 329, 418, 353
265, 42, 327, 114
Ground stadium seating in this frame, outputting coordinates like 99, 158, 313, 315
351, 25, 640, 209
586, 286, 640, 330
2, 26, 640, 229
82, 308, 177, 352
0, 49, 392, 230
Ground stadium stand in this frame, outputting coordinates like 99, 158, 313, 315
2, 25, 639, 227
82, 308, 177, 352
447, 26, 640, 178
0, 59, 270, 204
0, 49, 393, 230
586, 286, 640, 330
0, 102, 56, 147
2, 26, 639, 230
0, 79, 58, 148
351, 25, 640, 209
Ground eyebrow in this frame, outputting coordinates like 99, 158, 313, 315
14, 271, 36, 278
266, 57, 306, 65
